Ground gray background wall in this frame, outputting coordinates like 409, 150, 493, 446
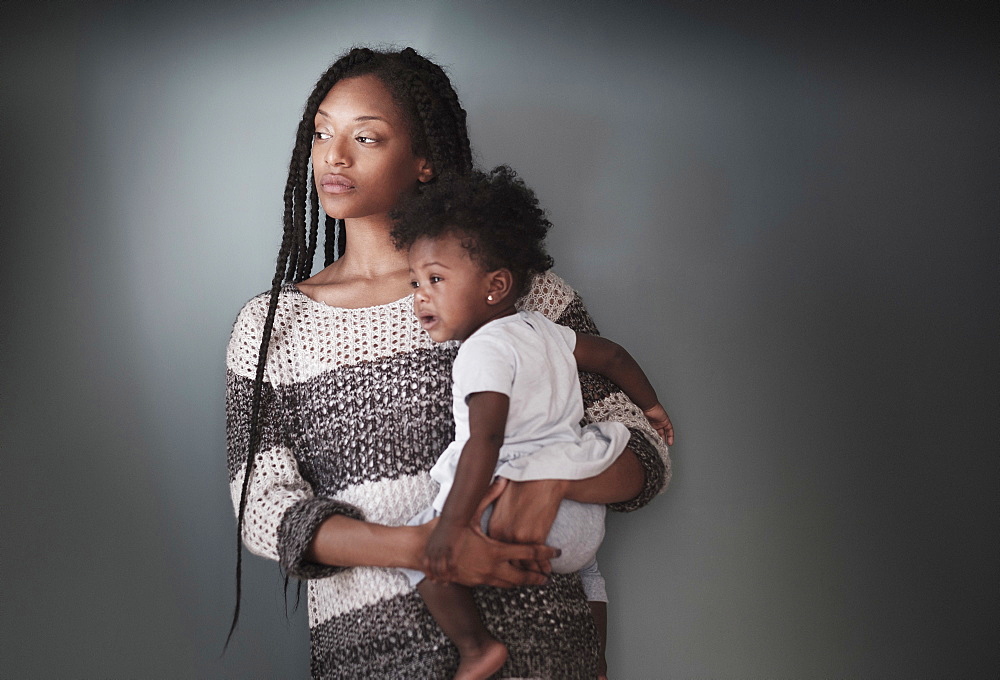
2, 1, 996, 678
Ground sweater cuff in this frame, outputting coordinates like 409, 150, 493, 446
278, 497, 365, 579
607, 428, 667, 513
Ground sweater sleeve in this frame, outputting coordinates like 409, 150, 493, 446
519, 272, 671, 512
226, 294, 363, 579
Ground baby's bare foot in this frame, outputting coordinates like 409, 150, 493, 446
454, 638, 508, 680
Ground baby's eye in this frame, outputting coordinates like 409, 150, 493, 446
313, 131, 331, 141
429, 276, 443, 284
410, 280, 420, 289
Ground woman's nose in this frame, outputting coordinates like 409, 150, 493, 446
324, 134, 350, 167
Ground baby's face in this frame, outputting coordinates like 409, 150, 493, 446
408, 233, 492, 343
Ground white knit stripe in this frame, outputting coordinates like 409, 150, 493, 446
227, 289, 436, 386
332, 473, 438, 526
307, 565, 414, 626
228, 271, 576, 386
229, 445, 315, 561
585, 390, 670, 479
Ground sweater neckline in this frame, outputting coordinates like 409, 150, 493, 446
285, 283, 414, 313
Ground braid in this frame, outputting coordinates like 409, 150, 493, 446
409, 71, 458, 175
225, 203, 295, 648
228, 45, 473, 646
324, 215, 336, 267
398, 47, 473, 174
305, 174, 319, 278
290, 154, 308, 282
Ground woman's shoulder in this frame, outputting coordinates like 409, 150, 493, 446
518, 271, 579, 321
230, 285, 299, 330
226, 285, 301, 376
519, 271, 599, 334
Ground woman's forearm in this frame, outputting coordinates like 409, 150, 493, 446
565, 447, 644, 504
305, 515, 427, 570
305, 510, 557, 587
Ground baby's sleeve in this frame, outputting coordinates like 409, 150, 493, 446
452, 334, 517, 402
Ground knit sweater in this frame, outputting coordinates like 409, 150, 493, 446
226, 271, 670, 679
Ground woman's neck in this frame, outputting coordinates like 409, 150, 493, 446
296, 214, 412, 308
336, 214, 408, 279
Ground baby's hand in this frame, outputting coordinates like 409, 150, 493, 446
423, 521, 464, 582
642, 403, 674, 445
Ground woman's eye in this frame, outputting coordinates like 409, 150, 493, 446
313, 131, 331, 141
357, 135, 377, 144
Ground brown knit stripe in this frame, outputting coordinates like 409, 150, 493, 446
282, 345, 457, 494
307, 573, 597, 679
226, 345, 458, 489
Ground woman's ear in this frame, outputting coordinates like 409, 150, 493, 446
416, 158, 434, 184
486, 269, 514, 304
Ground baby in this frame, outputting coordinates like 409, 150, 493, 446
392, 166, 672, 679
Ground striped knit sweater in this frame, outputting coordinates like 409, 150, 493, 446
226, 272, 670, 679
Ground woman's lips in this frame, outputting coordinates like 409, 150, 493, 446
320, 174, 355, 194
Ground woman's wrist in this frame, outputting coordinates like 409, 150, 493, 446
307, 515, 430, 571
397, 523, 430, 570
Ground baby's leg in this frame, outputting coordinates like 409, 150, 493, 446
417, 580, 507, 680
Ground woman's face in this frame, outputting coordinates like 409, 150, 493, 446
312, 74, 432, 221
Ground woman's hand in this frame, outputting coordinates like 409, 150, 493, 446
421, 480, 558, 587
484, 476, 569, 574
486, 477, 567, 546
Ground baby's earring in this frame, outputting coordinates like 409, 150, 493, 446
487, 294, 494, 302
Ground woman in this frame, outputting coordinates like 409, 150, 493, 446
226, 46, 670, 679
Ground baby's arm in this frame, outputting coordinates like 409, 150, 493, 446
424, 391, 510, 581
573, 334, 674, 445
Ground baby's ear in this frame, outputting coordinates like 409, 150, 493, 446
486, 269, 514, 304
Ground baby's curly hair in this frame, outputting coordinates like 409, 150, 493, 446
391, 165, 554, 299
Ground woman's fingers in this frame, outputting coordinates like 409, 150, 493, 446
497, 542, 556, 579
441, 512, 557, 587
525, 558, 551, 575
490, 561, 549, 587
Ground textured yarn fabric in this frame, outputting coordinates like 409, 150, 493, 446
226, 271, 670, 679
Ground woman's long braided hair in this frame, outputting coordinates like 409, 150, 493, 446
228, 46, 473, 644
